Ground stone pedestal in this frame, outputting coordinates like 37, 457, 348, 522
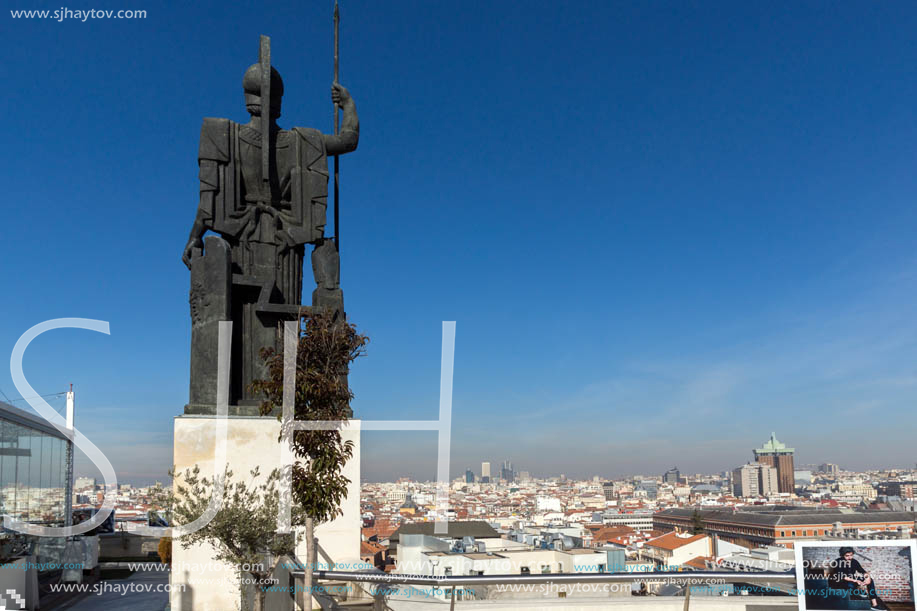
170, 415, 361, 611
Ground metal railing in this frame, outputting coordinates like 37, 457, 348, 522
310, 569, 794, 586
292, 568, 797, 611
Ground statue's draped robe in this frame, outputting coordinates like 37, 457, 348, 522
194, 118, 329, 406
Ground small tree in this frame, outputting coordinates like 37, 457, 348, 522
250, 310, 368, 601
157, 536, 172, 565
691, 508, 705, 535
171, 465, 305, 611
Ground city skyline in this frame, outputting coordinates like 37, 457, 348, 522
65, 427, 895, 486
78, 459, 904, 487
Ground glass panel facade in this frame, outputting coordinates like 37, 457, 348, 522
50, 438, 63, 524
0, 412, 68, 526
0, 421, 16, 518
16, 426, 31, 522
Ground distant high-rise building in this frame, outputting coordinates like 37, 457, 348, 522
465, 469, 475, 483
501, 460, 514, 483
602, 482, 617, 501
519, 471, 531, 482
663, 467, 681, 484
732, 462, 778, 497
818, 463, 839, 476
753, 432, 795, 493
481, 462, 491, 479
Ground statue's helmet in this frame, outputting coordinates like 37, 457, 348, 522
243, 63, 284, 117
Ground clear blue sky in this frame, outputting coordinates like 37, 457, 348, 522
3, 1, 917, 483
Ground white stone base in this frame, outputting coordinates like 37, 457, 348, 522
170, 415, 361, 611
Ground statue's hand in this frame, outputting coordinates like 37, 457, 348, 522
331, 82, 351, 108
182, 237, 203, 270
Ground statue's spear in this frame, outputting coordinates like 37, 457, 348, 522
259, 35, 271, 192
333, 1, 340, 251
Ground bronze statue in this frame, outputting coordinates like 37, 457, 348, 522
182, 36, 359, 413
